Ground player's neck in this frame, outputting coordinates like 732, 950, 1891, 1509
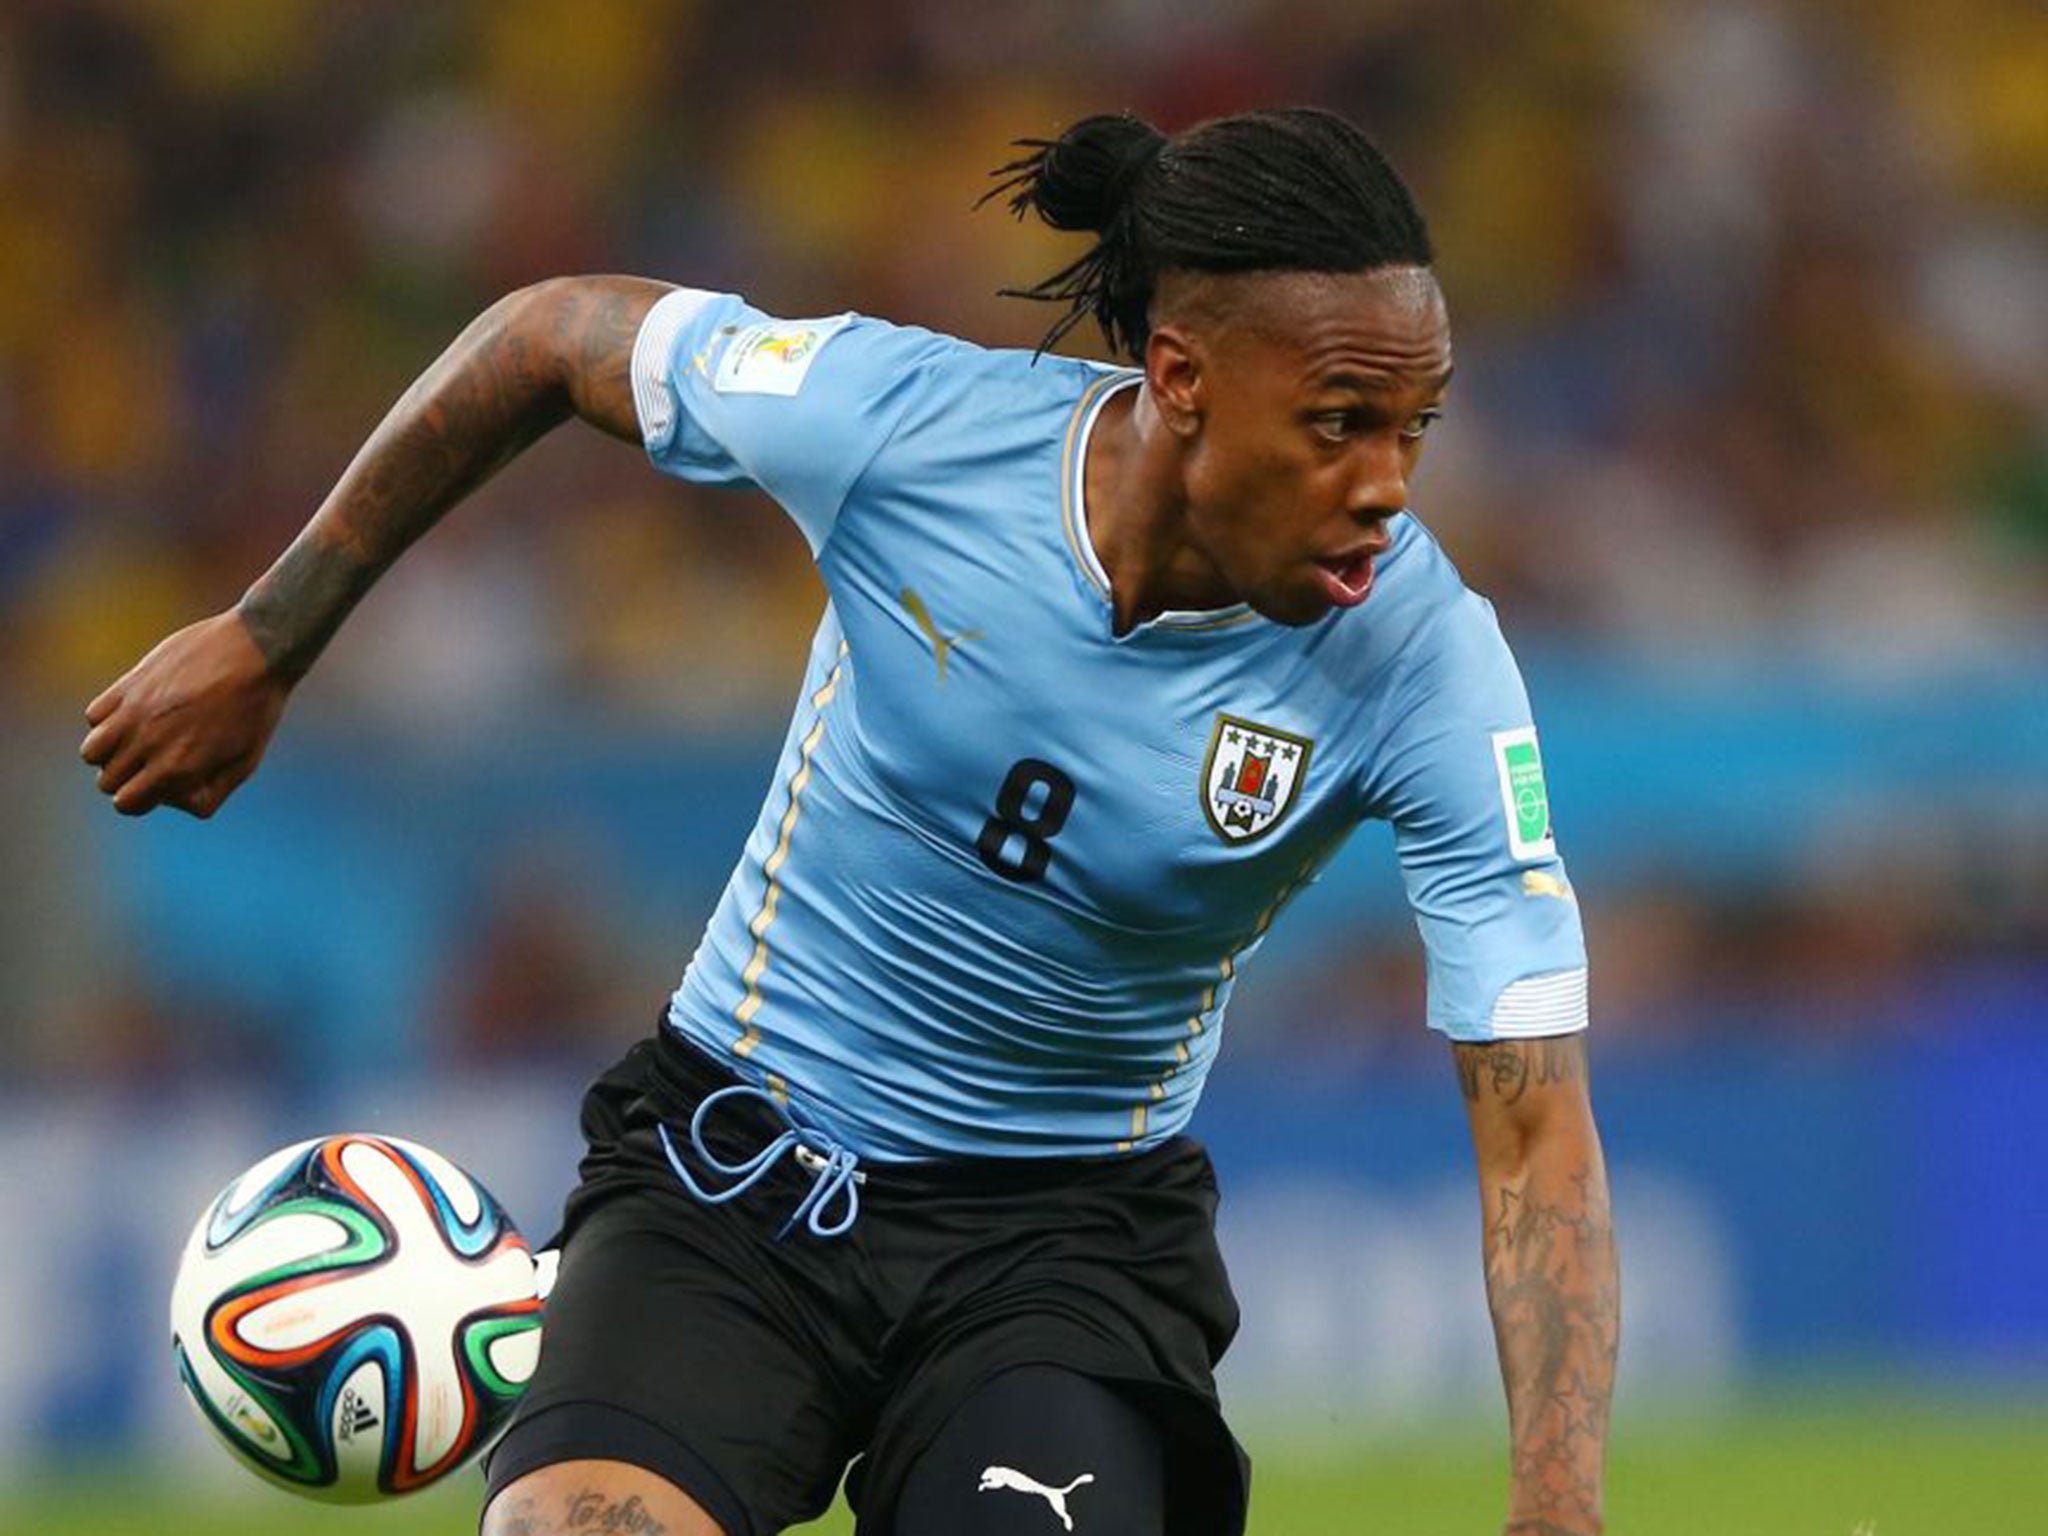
1084, 387, 1239, 633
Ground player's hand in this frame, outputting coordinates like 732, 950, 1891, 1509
79, 609, 292, 818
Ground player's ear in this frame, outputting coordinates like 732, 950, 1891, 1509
1143, 323, 1205, 439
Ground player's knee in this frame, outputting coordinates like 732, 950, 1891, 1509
893, 1366, 1166, 1536
482, 1457, 727, 1536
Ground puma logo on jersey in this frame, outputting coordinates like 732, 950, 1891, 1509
900, 587, 982, 682
977, 1466, 1095, 1530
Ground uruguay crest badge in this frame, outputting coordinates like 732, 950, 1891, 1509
1201, 714, 1313, 844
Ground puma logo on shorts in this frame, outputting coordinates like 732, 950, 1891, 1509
978, 1464, 1096, 1530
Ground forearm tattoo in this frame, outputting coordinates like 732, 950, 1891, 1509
237, 280, 647, 680
1459, 1038, 1619, 1536
236, 534, 378, 681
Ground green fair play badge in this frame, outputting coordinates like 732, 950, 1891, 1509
1491, 726, 1556, 861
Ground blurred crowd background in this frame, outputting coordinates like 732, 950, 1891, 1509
2, 0, 2041, 1083
1, 1, 2046, 1479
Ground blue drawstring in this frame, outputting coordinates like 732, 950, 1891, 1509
657, 1084, 864, 1240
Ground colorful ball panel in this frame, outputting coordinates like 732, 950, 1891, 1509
169, 1135, 543, 1501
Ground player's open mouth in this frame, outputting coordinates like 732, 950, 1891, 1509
1312, 552, 1376, 608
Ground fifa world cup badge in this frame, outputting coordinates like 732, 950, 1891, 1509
1491, 726, 1557, 861
713, 315, 852, 397
1201, 714, 1313, 844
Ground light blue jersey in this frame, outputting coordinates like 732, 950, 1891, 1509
630, 288, 1587, 1162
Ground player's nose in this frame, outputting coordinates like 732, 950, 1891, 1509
1347, 434, 1410, 522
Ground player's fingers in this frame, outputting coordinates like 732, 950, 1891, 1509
178, 782, 222, 820
94, 738, 156, 797
91, 720, 172, 790
110, 764, 176, 817
171, 754, 257, 821
214, 751, 260, 799
84, 681, 125, 725
79, 716, 129, 767
180, 765, 245, 820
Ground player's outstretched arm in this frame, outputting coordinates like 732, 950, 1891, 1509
1454, 1033, 1619, 1536
79, 276, 671, 818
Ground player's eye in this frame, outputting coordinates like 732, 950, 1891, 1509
1399, 408, 1444, 442
1311, 411, 1362, 443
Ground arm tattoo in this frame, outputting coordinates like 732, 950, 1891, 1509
237, 534, 380, 682
487, 1493, 544, 1536
555, 281, 648, 435
1460, 1038, 1618, 1536
236, 277, 661, 680
565, 1486, 668, 1535
1485, 1168, 1618, 1533
1456, 1034, 1584, 1105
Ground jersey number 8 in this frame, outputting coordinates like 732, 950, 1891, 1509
976, 759, 1075, 883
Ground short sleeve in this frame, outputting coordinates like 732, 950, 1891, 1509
1371, 593, 1588, 1042
628, 287, 940, 554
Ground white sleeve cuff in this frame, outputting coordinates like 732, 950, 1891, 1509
630, 287, 719, 452
1487, 966, 1589, 1037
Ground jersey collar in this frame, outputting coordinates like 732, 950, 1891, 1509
1060, 373, 1261, 639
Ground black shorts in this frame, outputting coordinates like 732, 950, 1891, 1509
485, 1027, 1249, 1536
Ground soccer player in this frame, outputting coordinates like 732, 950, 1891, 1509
82, 109, 1618, 1535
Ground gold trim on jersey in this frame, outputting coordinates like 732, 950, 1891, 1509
733, 644, 849, 1064
1117, 856, 1323, 1150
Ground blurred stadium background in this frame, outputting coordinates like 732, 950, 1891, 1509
2, 1, 2045, 1531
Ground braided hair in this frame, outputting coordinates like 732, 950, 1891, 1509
986, 108, 1433, 360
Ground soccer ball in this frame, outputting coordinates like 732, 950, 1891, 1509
170, 1134, 544, 1501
